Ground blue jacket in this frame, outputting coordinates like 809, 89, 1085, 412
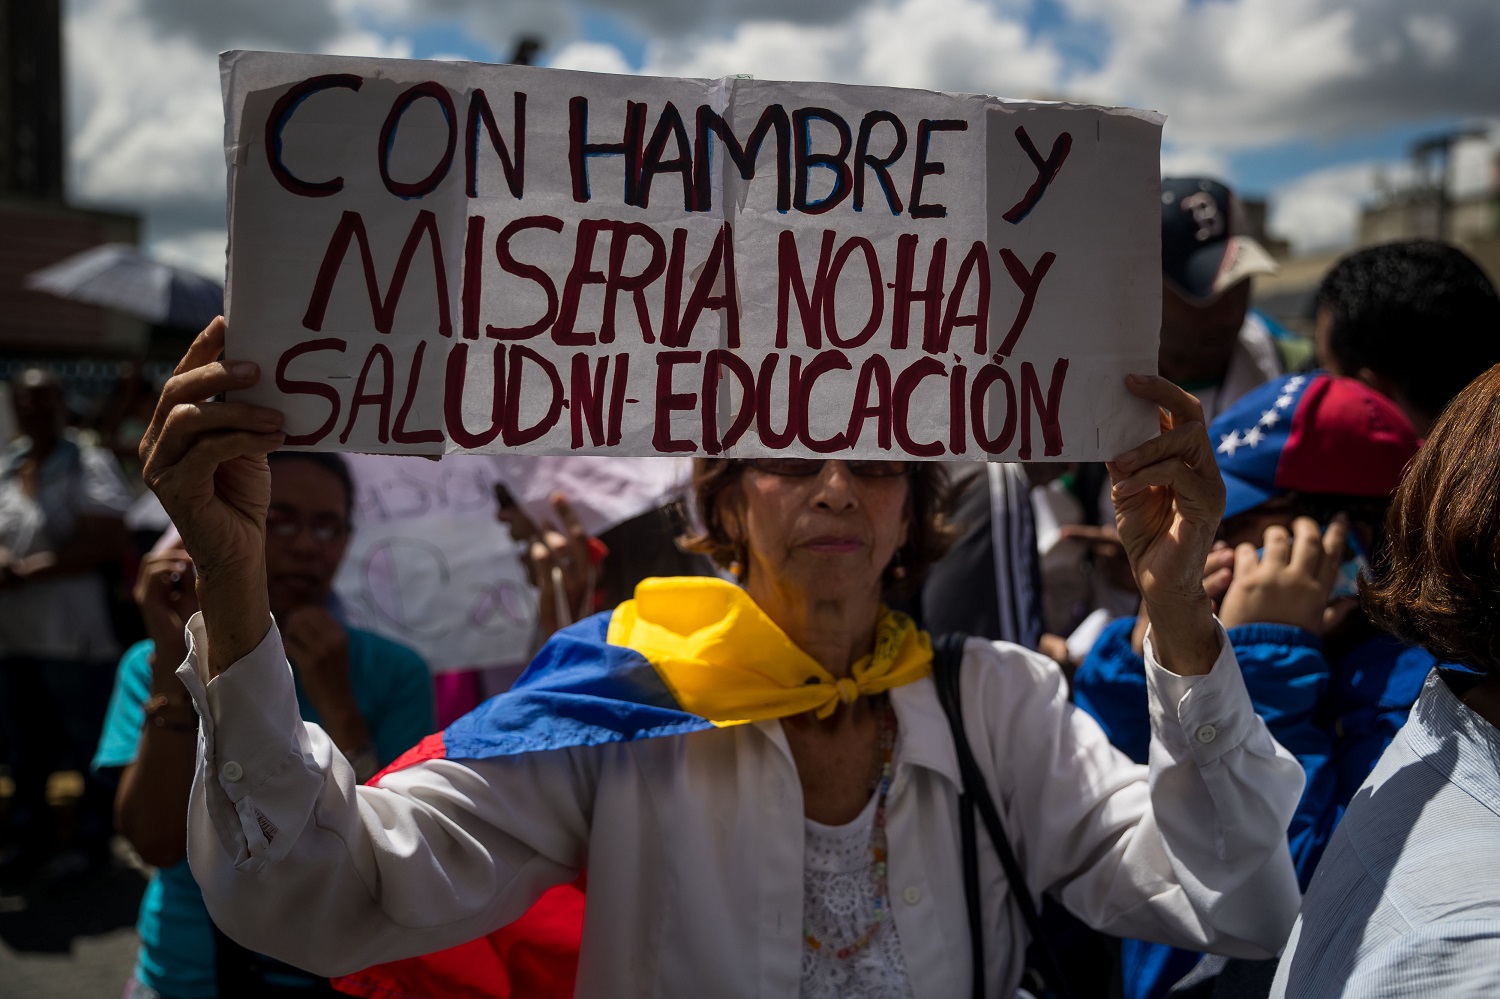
1072, 616, 1437, 999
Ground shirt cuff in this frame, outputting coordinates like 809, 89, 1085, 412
176, 613, 321, 868
1143, 619, 1257, 766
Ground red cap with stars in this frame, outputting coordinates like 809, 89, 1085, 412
1208, 371, 1421, 520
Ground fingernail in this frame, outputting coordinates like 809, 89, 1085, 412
1125, 373, 1146, 384
230, 362, 257, 379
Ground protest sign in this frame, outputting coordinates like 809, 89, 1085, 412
222, 51, 1162, 461
334, 454, 688, 674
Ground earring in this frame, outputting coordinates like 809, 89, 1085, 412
889, 548, 908, 580
728, 539, 747, 579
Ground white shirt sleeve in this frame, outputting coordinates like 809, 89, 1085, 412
76, 444, 132, 518
971, 622, 1304, 958
177, 614, 594, 976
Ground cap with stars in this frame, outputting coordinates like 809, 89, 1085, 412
1209, 371, 1420, 520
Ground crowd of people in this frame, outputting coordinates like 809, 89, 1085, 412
2, 176, 1500, 999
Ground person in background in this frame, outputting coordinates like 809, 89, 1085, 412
94, 450, 434, 999
0, 367, 133, 885
1073, 372, 1426, 999
1158, 175, 1283, 422
1315, 238, 1500, 436
1037, 177, 1284, 675
915, 462, 1045, 650
1271, 362, 1500, 996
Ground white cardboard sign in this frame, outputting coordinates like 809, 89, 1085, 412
334, 453, 689, 674
222, 51, 1162, 461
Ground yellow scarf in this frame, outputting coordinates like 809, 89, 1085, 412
605, 576, 933, 725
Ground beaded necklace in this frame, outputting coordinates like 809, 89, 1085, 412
803, 696, 897, 961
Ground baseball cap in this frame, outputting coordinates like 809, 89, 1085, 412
1210, 371, 1420, 520
1162, 177, 1278, 302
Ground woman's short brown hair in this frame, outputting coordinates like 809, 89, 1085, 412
678, 459, 959, 596
1363, 362, 1500, 674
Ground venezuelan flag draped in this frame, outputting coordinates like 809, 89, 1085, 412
333, 576, 933, 999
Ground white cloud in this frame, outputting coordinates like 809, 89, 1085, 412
56, 0, 1500, 285
1267, 159, 1417, 254
65, 0, 413, 282
1160, 146, 1232, 182
152, 228, 229, 281
548, 40, 636, 76
641, 0, 1061, 97
1066, 0, 1500, 150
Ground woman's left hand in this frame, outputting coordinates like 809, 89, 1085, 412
1107, 375, 1225, 674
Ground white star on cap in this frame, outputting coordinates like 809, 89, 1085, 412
1276, 392, 1295, 410
1287, 375, 1306, 390
1242, 426, 1266, 448
1218, 430, 1243, 456
1259, 408, 1281, 428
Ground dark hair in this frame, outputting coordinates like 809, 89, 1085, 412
678, 459, 958, 597
1316, 240, 1500, 421
1363, 362, 1500, 674
267, 451, 355, 518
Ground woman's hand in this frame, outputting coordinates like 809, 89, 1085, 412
500, 491, 599, 639
1219, 517, 1347, 633
135, 547, 199, 674
1108, 375, 1225, 675
139, 318, 286, 674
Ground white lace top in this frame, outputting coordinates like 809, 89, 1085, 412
799, 787, 916, 998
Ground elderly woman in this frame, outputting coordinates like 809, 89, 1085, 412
142, 318, 1303, 998
1271, 362, 1500, 997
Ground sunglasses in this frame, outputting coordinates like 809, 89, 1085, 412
746, 458, 912, 478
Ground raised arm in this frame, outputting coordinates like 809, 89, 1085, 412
138, 317, 284, 676
1106, 374, 1225, 675
139, 320, 591, 974
113, 547, 200, 866
990, 375, 1303, 956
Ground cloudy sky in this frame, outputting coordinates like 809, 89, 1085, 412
64, 0, 1499, 278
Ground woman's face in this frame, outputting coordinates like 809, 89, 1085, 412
725, 460, 911, 606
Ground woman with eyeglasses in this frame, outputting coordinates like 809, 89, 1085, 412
140, 318, 1304, 999
93, 449, 435, 999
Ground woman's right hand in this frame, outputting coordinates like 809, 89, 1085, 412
135, 547, 199, 671
139, 318, 286, 672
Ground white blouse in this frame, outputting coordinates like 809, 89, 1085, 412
800, 786, 915, 998
179, 616, 1304, 999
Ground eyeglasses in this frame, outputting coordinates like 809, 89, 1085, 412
746, 458, 912, 478
265, 508, 350, 543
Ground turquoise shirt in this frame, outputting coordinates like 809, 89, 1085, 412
93, 629, 435, 999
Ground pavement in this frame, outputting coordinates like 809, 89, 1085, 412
1, 771, 147, 999
0, 841, 146, 999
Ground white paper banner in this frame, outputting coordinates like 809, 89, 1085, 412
334, 453, 687, 674
223, 51, 1162, 461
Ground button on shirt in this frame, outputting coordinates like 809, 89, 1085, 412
178, 615, 1304, 999
1272, 669, 1500, 997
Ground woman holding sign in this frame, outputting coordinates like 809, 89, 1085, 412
143, 317, 1302, 998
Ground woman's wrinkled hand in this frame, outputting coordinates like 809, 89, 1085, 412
139, 318, 285, 588
1107, 375, 1225, 674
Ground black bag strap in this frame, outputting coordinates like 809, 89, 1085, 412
932, 631, 1073, 999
